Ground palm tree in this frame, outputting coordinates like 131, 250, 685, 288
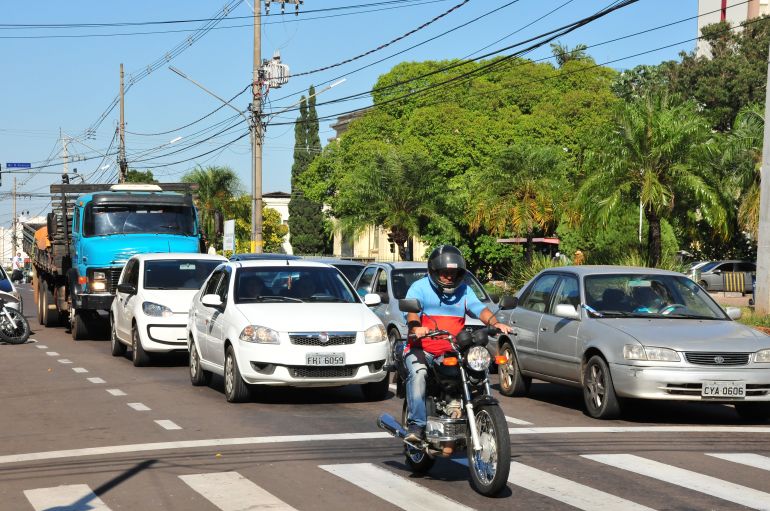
576, 93, 726, 266
467, 144, 567, 264
182, 165, 243, 249
550, 42, 589, 67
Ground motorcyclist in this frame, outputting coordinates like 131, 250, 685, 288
403, 245, 511, 443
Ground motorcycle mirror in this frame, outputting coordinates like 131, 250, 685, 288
398, 298, 422, 313
472, 328, 490, 346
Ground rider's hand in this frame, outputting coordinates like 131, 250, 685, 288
493, 322, 512, 334
411, 326, 430, 338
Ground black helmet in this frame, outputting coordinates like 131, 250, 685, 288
427, 245, 467, 294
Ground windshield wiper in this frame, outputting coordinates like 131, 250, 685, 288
306, 296, 348, 302
598, 310, 636, 317
660, 313, 719, 320
245, 296, 304, 303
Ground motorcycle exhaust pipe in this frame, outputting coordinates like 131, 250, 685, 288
377, 413, 407, 439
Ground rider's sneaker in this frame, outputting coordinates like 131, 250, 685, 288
404, 425, 424, 443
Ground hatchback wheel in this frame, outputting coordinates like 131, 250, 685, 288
224, 345, 250, 402
132, 326, 151, 367
110, 315, 126, 357
582, 355, 621, 419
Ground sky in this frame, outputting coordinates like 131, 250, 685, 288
0, 0, 701, 227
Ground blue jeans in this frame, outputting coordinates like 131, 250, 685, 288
405, 350, 436, 428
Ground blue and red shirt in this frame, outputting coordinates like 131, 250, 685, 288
405, 276, 486, 355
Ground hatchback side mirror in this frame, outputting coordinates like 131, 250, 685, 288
117, 283, 136, 295
498, 295, 518, 310
201, 294, 223, 308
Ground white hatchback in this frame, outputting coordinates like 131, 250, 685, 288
110, 253, 227, 366
187, 260, 389, 402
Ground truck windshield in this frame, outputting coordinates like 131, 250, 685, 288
83, 204, 195, 237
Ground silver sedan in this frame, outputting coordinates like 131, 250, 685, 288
495, 266, 770, 420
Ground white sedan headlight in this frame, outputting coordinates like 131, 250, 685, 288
365, 324, 386, 343
755, 349, 770, 363
240, 325, 280, 344
623, 344, 680, 362
142, 301, 173, 318
466, 346, 491, 371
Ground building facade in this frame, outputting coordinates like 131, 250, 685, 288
262, 191, 292, 254
697, 0, 769, 56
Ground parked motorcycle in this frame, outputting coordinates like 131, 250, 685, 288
377, 298, 511, 496
0, 291, 30, 344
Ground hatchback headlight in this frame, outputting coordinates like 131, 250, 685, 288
755, 349, 770, 363
240, 325, 280, 344
365, 324, 386, 344
142, 301, 173, 317
466, 345, 491, 371
623, 344, 680, 362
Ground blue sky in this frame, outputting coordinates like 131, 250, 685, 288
0, 0, 700, 225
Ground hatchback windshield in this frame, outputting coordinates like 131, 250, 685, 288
144, 259, 221, 290
235, 266, 359, 303
584, 273, 726, 319
84, 203, 195, 237
391, 269, 490, 302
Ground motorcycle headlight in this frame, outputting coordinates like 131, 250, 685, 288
365, 324, 386, 344
466, 345, 491, 371
240, 325, 280, 344
755, 348, 770, 363
142, 301, 173, 318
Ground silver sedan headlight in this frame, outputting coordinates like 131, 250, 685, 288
623, 344, 680, 362
466, 346, 491, 371
755, 349, 770, 363
240, 325, 280, 344
365, 324, 386, 344
142, 301, 173, 318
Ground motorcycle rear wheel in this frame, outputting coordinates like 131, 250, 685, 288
0, 308, 31, 344
467, 404, 510, 496
401, 400, 435, 473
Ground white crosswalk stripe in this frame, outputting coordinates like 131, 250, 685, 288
583, 453, 770, 510
179, 471, 297, 510
24, 484, 112, 511
320, 462, 475, 511
706, 452, 770, 472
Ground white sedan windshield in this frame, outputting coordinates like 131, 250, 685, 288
235, 267, 358, 303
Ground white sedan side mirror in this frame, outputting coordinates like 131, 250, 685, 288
201, 294, 223, 308
554, 303, 580, 320
363, 293, 381, 306
726, 307, 742, 320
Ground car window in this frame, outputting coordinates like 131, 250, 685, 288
391, 269, 427, 299
356, 267, 377, 297
715, 263, 731, 272
335, 264, 364, 283
550, 276, 579, 313
120, 259, 136, 285
216, 268, 231, 303
202, 271, 223, 297
464, 273, 491, 303
699, 261, 720, 272
143, 259, 222, 290
235, 266, 358, 303
126, 260, 139, 287
374, 269, 388, 294
735, 262, 755, 272
520, 274, 560, 313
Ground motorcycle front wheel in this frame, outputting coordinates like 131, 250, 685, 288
401, 400, 435, 474
467, 404, 510, 496
0, 308, 31, 344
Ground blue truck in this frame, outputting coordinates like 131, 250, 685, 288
23, 183, 204, 340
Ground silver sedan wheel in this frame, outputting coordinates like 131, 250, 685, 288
585, 363, 606, 410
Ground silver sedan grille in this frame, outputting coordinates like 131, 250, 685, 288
684, 352, 751, 366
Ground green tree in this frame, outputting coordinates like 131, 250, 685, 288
229, 195, 288, 253
576, 93, 725, 266
467, 144, 568, 264
550, 42, 589, 67
181, 165, 242, 250
125, 169, 157, 183
289, 86, 328, 254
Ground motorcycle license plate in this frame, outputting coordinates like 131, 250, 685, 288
701, 380, 745, 398
306, 352, 345, 366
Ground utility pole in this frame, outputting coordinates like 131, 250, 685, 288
251, 3, 262, 253
754, 42, 770, 314
119, 63, 127, 183
11, 177, 16, 257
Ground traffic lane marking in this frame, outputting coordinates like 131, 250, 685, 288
106, 389, 127, 396
155, 420, 182, 430
72, 367, 88, 373
45, 351, 59, 356
2, 426, 770, 465
57, 358, 72, 364
180, 471, 298, 511
706, 453, 770, 471
24, 484, 111, 511
128, 403, 150, 411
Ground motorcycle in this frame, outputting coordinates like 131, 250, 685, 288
0, 291, 30, 344
377, 298, 511, 496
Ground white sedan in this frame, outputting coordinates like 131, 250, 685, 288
187, 260, 390, 403
110, 253, 227, 366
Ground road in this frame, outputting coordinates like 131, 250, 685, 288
2, 282, 770, 510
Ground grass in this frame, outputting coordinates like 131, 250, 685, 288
736, 307, 770, 329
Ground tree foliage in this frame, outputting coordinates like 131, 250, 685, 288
181, 165, 242, 250
125, 169, 157, 183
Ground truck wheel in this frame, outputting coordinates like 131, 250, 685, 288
41, 281, 60, 328
36, 280, 43, 325
71, 310, 89, 340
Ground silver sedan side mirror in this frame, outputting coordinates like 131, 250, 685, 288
363, 293, 381, 306
554, 303, 580, 320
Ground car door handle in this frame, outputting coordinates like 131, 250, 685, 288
540, 327, 548, 332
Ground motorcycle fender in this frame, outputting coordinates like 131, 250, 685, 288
471, 394, 499, 407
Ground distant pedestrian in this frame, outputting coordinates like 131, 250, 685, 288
11, 252, 24, 283
574, 250, 585, 265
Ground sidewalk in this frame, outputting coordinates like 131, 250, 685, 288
709, 291, 750, 308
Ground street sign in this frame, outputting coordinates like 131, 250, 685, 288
6, 162, 31, 169
223, 219, 235, 252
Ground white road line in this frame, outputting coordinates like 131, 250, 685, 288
506, 461, 654, 510
45, 351, 59, 356
155, 420, 182, 430
509, 426, 770, 435
180, 472, 297, 511
321, 463, 475, 511
706, 453, 770, 471
24, 484, 112, 511
72, 367, 88, 373
57, 359, 72, 364
35, 345, 48, 349
505, 416, 533, 425
106, 389, 127, 396
127, 403, 150, 411
583, 453, 770, 510
87, 377, 106, 384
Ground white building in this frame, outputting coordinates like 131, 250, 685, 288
0, 215, 46, 268
263, 191, 292, 254
697, 0, 769, 56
